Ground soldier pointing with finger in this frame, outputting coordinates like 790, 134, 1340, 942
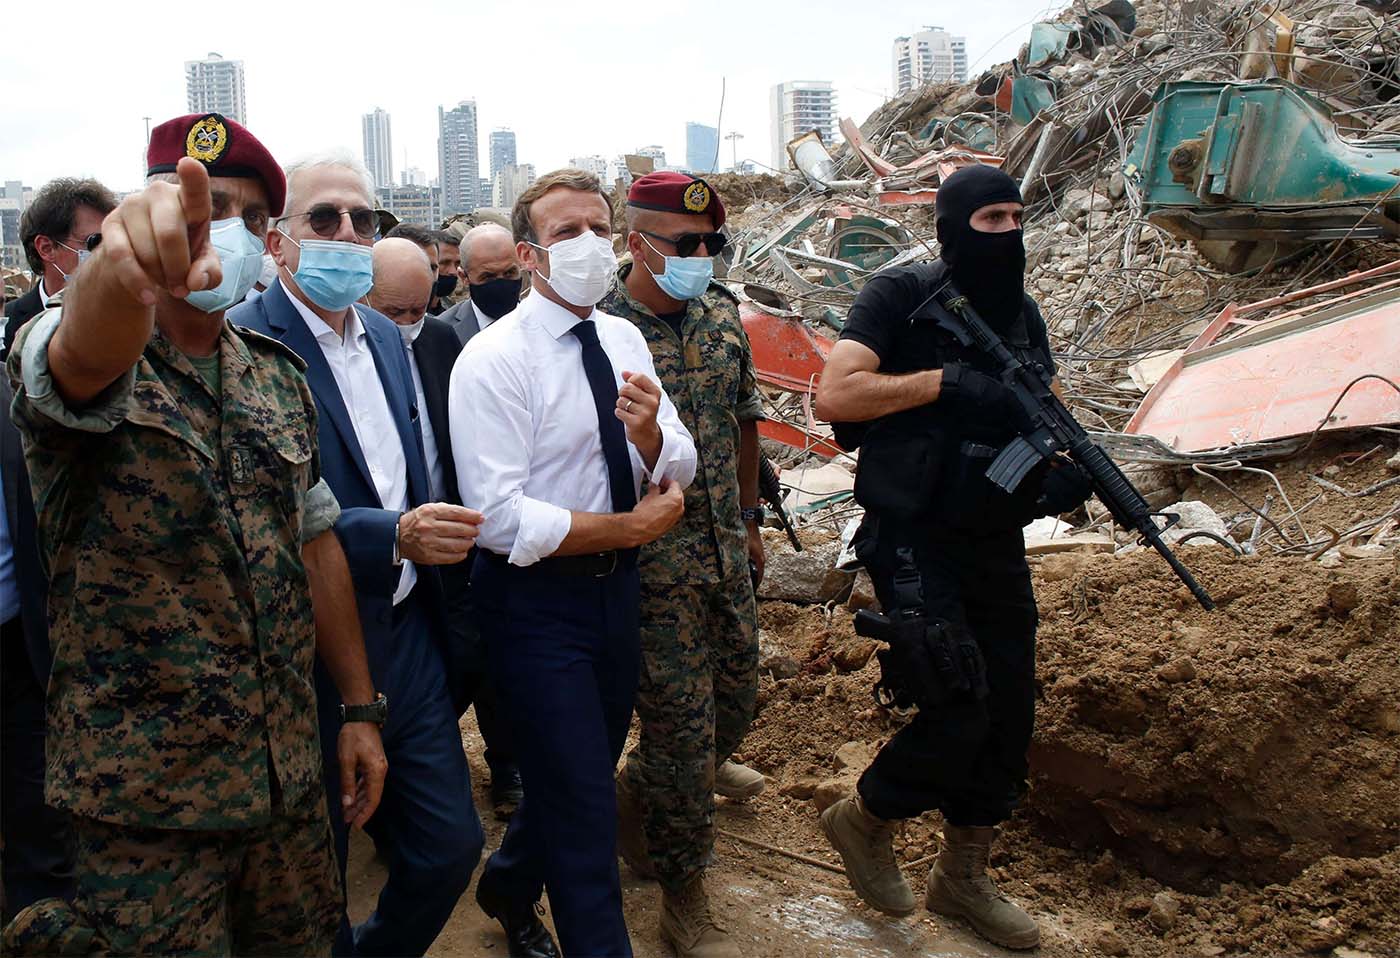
2, 113, 385, 955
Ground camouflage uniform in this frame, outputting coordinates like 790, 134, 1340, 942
601, 265, 764, 893
2, 307, 342, 956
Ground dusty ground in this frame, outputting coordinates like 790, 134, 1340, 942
348, 541, 1399, 958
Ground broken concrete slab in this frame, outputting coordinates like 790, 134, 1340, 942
758, 539, 855, 605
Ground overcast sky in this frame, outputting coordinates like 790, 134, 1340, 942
1, 0, 1062, 195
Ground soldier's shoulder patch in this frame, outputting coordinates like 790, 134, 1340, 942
185, 114, 230, 165
234, 325, 308, 373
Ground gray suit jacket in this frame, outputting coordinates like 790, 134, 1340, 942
437, 299, 482, 347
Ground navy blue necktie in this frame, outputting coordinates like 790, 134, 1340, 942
570, 320, 637, 513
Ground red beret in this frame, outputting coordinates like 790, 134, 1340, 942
146, 113, 287, 217
627, 172, 725, 229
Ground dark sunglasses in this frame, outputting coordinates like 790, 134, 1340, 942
83, 232, 103, 251
281, 205, 377, 239
638, 229, 727, 258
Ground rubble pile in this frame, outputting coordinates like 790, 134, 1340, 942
727, 0, 1400, 565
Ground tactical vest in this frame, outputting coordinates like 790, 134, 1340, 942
846, 262, 1050, 532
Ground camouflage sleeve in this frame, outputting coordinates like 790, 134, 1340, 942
13, 307, 134, 433
734, 325, 767, 423
301, 478, 341, 544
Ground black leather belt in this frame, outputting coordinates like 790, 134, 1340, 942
482, 549, 623, 578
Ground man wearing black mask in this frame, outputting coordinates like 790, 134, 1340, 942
439, 224, 524, 346
813, 164, 1090, 951
427, 230, 462, 315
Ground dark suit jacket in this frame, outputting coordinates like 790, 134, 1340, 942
1, 374, 51, 684
412, 317, 466, 506
436, 299, 482, 348
3, 286, 46, 358
228, 281, 465, 709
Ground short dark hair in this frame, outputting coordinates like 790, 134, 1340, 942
20, 178, 117, 275
511, 169, 612, 244
384, 223, 440, 256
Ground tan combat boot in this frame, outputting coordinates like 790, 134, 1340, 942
818, 795, 916, 916
925, 825, 1039, 950
661, 874, 741, 958
615, 772, 656, 879
714, 761, 766, 800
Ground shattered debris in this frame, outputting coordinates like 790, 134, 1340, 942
719, 0, 1398, 567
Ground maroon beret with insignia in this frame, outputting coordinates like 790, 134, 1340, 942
146, 113, 287, 216
626, 171, 725, 229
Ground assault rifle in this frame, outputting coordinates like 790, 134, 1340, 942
758, 457, 802, 552
932, 283, 1215, 611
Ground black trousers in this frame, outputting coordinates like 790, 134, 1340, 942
0, 616, 74, 920
471, 552, 640, 958
855, 520, 1038, 827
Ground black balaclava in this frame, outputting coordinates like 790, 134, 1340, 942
935, 164, 1027, 331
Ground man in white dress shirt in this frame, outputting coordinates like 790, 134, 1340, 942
450, 168, 696, 958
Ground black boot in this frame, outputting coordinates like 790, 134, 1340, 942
476, 879, 559, 958
489, 765, 525, 821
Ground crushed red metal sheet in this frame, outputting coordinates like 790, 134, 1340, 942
1127, 263, 1400, 453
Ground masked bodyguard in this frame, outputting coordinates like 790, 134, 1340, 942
1, 114, 386, 955
600, 173, 766, 958
814, 165, 1092, 951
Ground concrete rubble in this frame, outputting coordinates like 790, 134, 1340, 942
718, 0, 1399, 580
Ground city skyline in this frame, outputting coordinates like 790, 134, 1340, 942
0, 0, 1051, 196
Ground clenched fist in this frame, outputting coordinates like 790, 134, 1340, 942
398, 502, 483, 564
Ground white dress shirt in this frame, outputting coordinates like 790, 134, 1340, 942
397, 319, 445, 501
288, 294, 417, 603
449, 293, 697, 566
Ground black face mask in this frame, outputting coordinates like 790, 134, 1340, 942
934, 164, 1027, 331
948, 228, 1026, 331
469, 277, 522, 320
433, 274, 458, 298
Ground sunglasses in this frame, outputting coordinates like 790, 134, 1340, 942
56, 233, 103, 254
637, 229, 727, 258
281, 205, 377, 239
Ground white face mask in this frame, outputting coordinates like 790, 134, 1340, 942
396, 314, 427, 345
531, 232, 616, 307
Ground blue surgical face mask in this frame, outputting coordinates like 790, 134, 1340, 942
641, 234, 714, 301
185, 219, 266, 313
278, 231, 374, 310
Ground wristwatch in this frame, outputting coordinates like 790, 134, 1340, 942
341, 693, 389, 726
740, 506, 766, 523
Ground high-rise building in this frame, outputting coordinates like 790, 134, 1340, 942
401, 166, 427, 187
185, 53, 246, 123
685, 122, 719, 174
635, 145, 666, 170
377, 184, 442, 227
568, 155, 610, 180
492, 163, 537, 209
770, 81, 838, 170
362, 108, 393, 189
489, 129, 517, 180
892, 27, 967, 96
438, 100, 480, 215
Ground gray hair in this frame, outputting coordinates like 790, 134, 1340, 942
280, 150, 376, 222
459, 222, 514, 271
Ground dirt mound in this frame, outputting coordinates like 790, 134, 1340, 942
742, 548, 1400, 956
1031, 549, 1399, 891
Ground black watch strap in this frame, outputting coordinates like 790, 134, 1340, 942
341, 692, 388, 726
741, 506, 766, 523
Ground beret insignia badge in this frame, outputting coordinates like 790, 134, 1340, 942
185, 115, 229, 165
682, 181, 711, 213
